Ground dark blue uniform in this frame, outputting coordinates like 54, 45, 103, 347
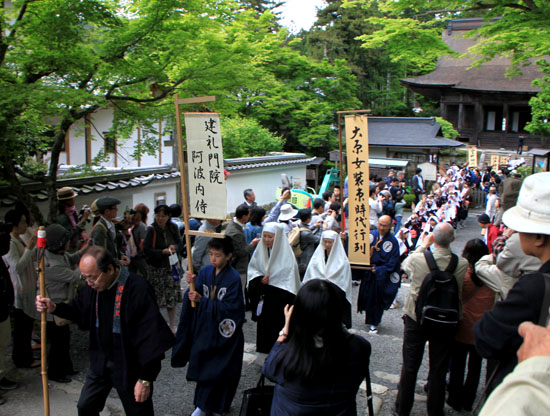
172, 264, 245, 414
357, 230, 401, 326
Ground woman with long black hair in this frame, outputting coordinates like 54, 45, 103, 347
447, 238, 495, 412
262, 279, 371, 415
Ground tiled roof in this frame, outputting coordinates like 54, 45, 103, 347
368, 117, 464, 148
224, 153, 318, 171
0, 170, 180, 208
402, 19, 542, 94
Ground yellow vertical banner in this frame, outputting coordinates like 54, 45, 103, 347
499, 155, 509, 167
467, 147, 478, 168
345, 115, 370, 265
490, 155, 500, 171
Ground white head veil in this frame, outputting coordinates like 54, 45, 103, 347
247, 222, 300, 295
302, 230, 352, 304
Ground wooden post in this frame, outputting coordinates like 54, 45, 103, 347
37, 226, 50, 416
338, 112, 346, 231
174, 95, 196, 307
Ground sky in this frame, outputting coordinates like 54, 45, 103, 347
276, 0, 328, 33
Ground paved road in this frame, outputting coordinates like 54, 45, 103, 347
1, 209, 485, 415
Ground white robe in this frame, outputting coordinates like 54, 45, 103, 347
247, 223, 300, 295
302, 234, 352, 304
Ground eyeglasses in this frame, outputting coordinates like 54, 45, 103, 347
80, 272, 103, 286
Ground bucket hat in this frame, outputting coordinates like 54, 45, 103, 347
278, 203, 298, 221
502, 172, 550, 235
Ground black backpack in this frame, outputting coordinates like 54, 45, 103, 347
415, 249, 459, 332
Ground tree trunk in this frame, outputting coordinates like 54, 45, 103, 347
1, 163, 45, 225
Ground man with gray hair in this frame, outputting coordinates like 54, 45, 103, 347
395, 222, 468, 416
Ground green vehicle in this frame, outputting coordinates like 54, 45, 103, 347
276, 168, 341, 209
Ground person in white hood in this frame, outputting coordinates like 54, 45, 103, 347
247, 223, 300, 353
303, 230, 352, 327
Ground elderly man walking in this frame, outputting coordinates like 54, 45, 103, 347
395, 223, 468, 416
37, 246, 174, 416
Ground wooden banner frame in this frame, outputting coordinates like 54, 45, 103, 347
174, 95, 225, 305
337, 110, 371, 269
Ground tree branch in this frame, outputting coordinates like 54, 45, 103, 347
0, 0, 31, 64
25, 70, 55, 84
474, 1, 531, 12
13, 166, 44, 182
106, 77, 186, 103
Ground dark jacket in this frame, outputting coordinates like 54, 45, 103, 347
262, 333, 371, 416
57, 211, 87, 252
0, 260, 14, 322
298, 228, 320, 268
55, 270, 175, 389
225, 220, 254, 276
474, 261, 550, 392
90, 217, 119, 259
412, 174, 424, 194
143, 221, 184, 269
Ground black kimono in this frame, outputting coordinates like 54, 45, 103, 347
248, 278, 295, 354
172, 264, 245, 414
54, 268, 175, 413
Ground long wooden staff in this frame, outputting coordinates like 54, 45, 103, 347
174, 94, 196, 307
36, 226, 50, 416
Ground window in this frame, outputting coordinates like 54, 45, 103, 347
463, 105, 475, 129
509, 106, 531, 132
484, 106, 504, 131
154, 192, 167, 206
446, 104, 459, 129
103, 131, 116, 153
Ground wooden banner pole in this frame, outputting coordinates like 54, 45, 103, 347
37, 226, 50, 416
338, 112, 346, 231
174, 95, 196, 307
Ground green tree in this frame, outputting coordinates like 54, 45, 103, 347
221, 116, 284, 158
345, 0, 550, 130
237, 46, 362, 156
295, 0, 416, 116
0, 0, 278, 222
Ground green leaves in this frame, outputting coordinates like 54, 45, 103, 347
221, 116, 284, 158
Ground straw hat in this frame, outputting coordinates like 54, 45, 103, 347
57, 187, 77, 201
502, 172, 550, 235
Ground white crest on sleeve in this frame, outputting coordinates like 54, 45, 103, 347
219, 319, 236, 338
383, 241, 393, 253
203, 284, 209, 299
217, 287, 227, 301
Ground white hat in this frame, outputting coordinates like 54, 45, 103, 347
262, 223, 278, 234
278, 204, 298, 221
502, 172, 550, 235
321, 230, 338, 240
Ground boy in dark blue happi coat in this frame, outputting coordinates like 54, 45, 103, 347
172, 237, 245, 416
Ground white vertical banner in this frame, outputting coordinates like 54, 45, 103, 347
184, 113, 227, 219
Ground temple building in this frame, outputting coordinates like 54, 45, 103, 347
401, 18, 547, 152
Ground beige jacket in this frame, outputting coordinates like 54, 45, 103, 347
402, 246, 469, 321
479, 356, 550, 416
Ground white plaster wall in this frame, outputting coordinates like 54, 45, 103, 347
50, 108, 175, 170
369, 147, 387, 158
130, 179, 179, 225
89, 110, 115, 167
1, 180, 179, 229
225, 165, 307, 212
68, 122, 87, 166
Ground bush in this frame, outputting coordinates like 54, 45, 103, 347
403, 194, 416, 207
